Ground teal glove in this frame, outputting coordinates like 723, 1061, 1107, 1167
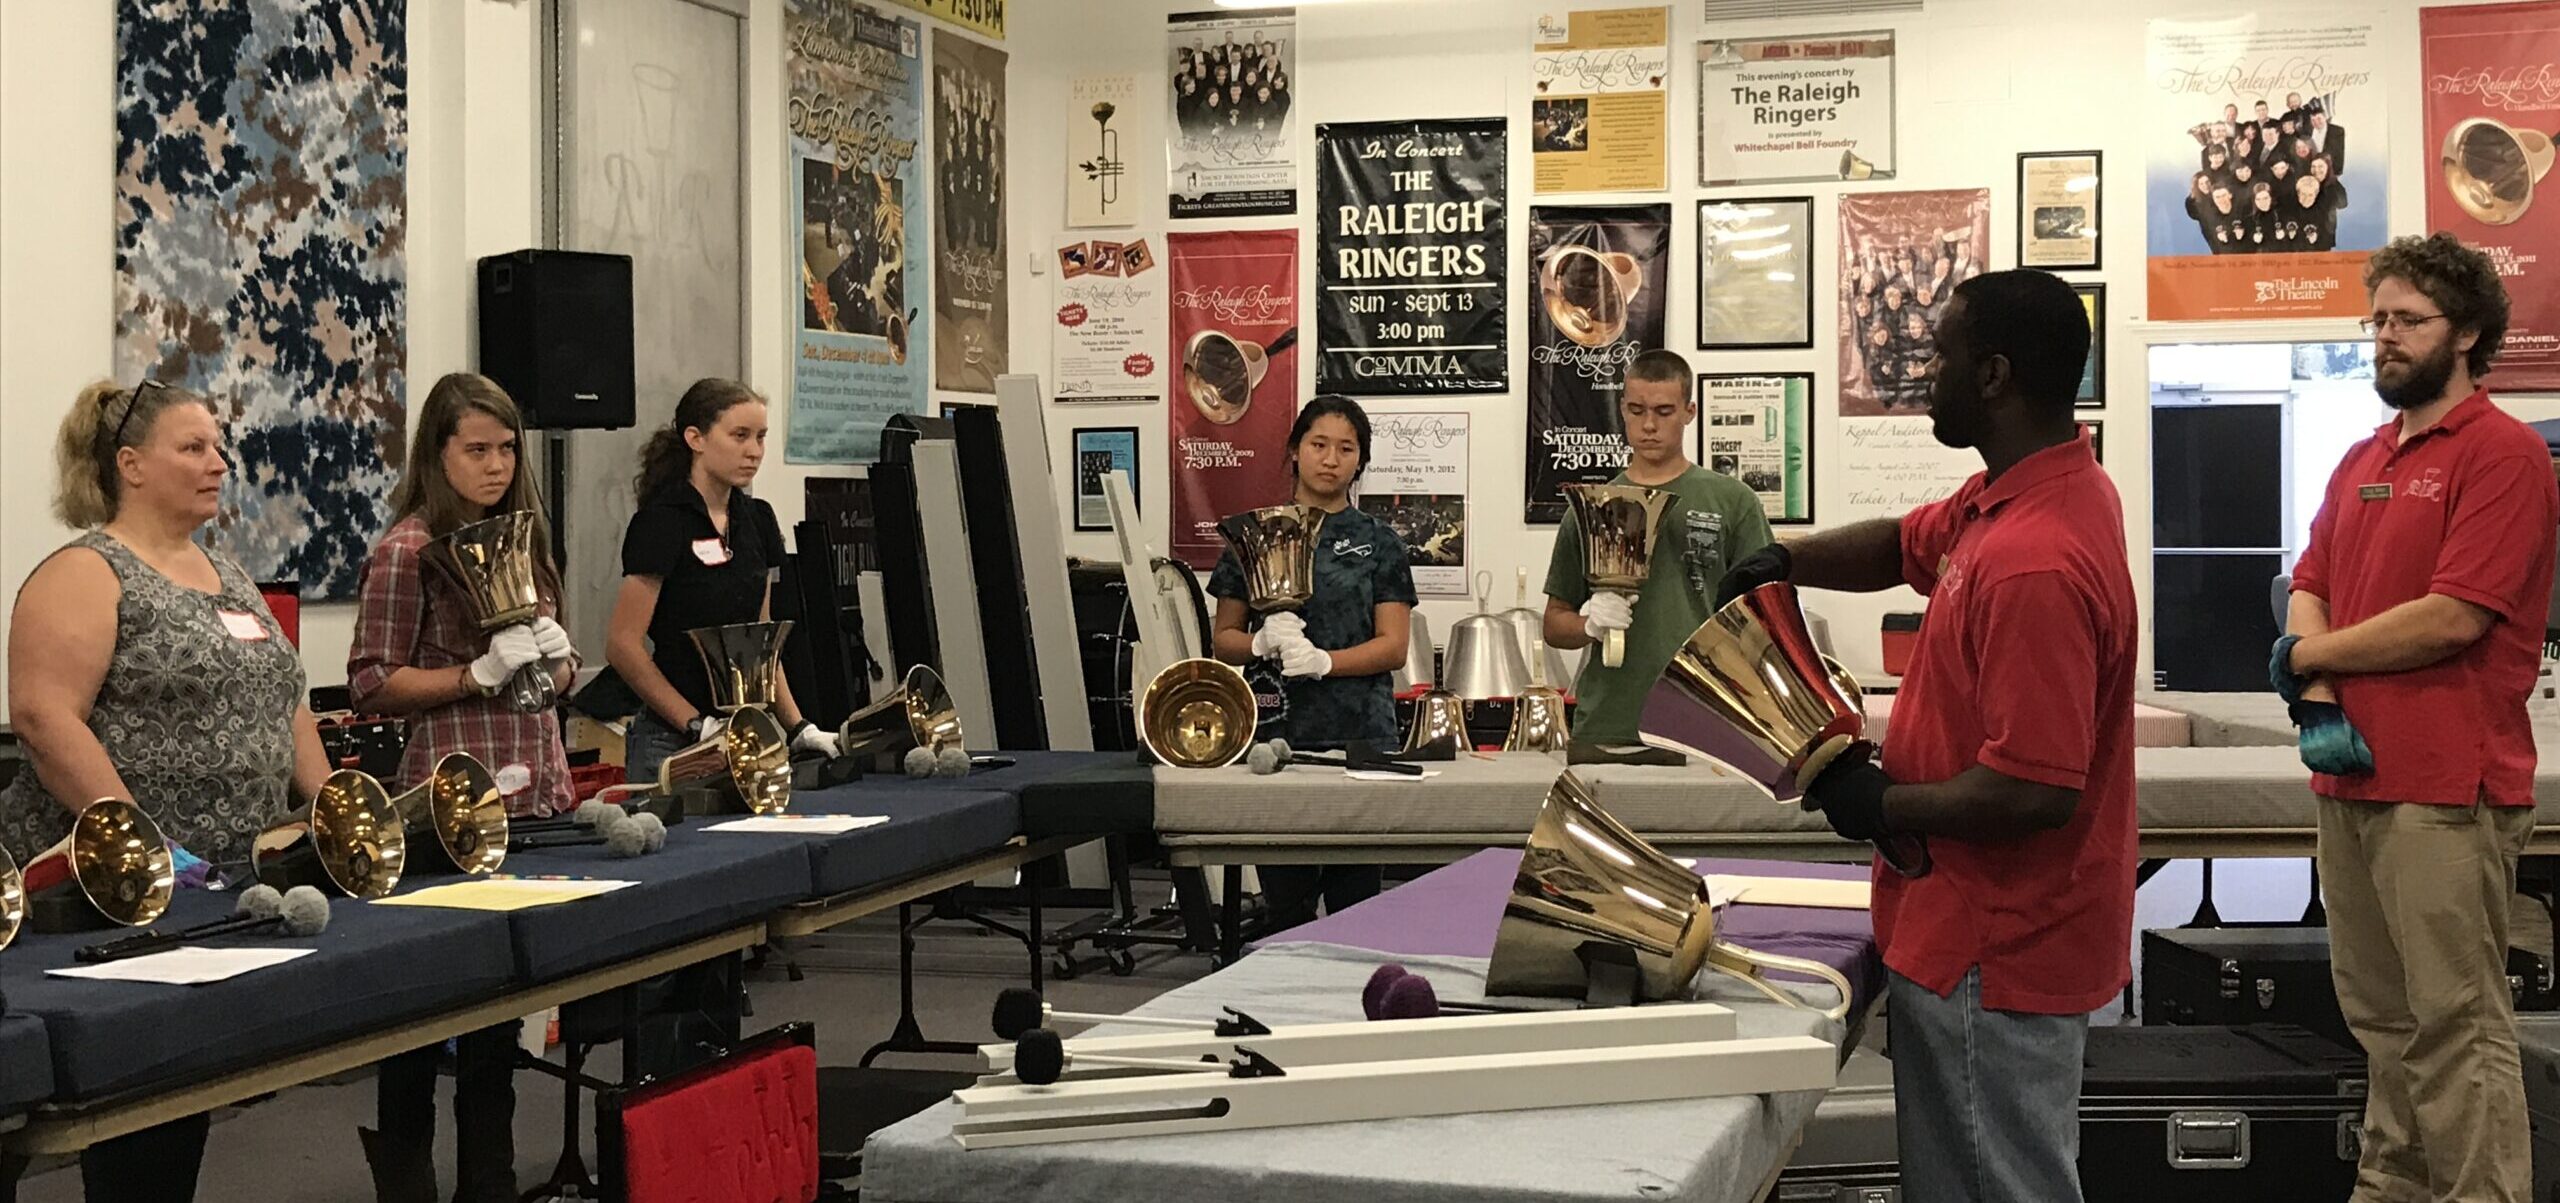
2269, 635, 2308, 704
2290, 700, 2374, 776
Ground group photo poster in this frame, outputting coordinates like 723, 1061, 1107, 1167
787, 0, 930, 464
1698, 197, 1814, 349
2077, 283, 2108, 407
1697, 31, 1896, 186
1838, 189, 1988, 418
933, 31, 1008, 394
2424, 3, 2560, 390
2144, 11, 2383, 320
1523, 204, 1672, 524
1073, 427, 1141, 533
1068, 74, 1140, 228
1314, 118, 1508, 396
1169, 9, 1296, 218
2019, 151, 2103, 271
1051, 234, 1167, 403
1356, 412, 1471, 597
1530, 7, 1671, 194
1168, 229, 1301, 568
1697, 374, 1813, 525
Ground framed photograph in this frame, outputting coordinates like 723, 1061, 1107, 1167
1697, 198, 1814, 350
937, 399, 993, 420
2083, 419, 2106, 465
2018, 151, 2102, 271
2075, 283, 2107, 408
1071, 426, 1140, 533
1696, 373, 1815, 524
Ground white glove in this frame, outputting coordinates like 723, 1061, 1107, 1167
529, 616, 574, 662
687, 713, 729, 743
1279, 639, 1332, 679
1579, 592, 1635, 641
469, 624, 543, 691
793, 723, 842, 759
1250, 612, 1307, 659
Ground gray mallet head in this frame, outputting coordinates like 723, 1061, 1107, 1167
903, 746, 937, 779
1270, 739, 1293, 763
603, 810, 648, 858
235, 884, 285, 922
278, 886, 332, 937
574, 798, 624, 828
1245, 743, 1280, 775
936, 746, 972, 778
630, 812, 667, 852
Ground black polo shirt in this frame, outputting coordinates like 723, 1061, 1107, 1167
1208, 505, 1416, 747
620, 477, 789, 713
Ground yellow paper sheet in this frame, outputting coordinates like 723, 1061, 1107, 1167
1705, 874, 1872, 911
372, 878, 636, 912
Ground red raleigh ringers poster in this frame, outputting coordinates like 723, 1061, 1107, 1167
2424, 2, 2560, 391
1168, 230, 1301, 569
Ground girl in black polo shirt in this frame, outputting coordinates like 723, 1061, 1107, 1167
609, 378, 840, 781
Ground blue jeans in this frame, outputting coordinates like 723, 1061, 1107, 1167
624, 712, 692, 786
1888, 967, 2089, 1203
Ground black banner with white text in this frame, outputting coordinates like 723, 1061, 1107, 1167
1523, 203, 1670, 523
1315, 119, 1508, 395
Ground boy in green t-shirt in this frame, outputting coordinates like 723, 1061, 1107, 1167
1543, 349, 1776, 751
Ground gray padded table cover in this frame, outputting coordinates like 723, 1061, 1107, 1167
2134, 745, 2560, 827
1151, 753, 1816, 841
2142, 692, 2297, 747
864, 941, 1843, 1203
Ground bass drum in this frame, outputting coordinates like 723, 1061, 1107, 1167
1066, 558, 1214, 752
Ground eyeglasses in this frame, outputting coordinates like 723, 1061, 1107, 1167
109, 379, 167, 448
2360, 313, 2450, 336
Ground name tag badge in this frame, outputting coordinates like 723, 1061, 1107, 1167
2358, 483, 2393, 502
494, 763, 534, 797
691, 537, 733, 566
216, 609, 269, 642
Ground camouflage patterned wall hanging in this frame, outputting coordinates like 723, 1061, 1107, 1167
113, 0, 408, 599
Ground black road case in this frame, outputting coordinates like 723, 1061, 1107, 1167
2080, 1024, 2364, 1203
2140, 925, 2353, 1050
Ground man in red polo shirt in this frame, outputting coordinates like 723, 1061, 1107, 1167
1718, 270, 2136, 1202
2272, 232, 2554, 1203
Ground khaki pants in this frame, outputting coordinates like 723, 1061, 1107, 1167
2318, 795, 2534, 1203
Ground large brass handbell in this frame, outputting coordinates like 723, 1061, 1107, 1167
1503, 687, 1572, 753
689, 621, 794, 714
1136, 658, 1256, 768
24, 800, 172, 932
378, 754, 507, 876
1485, 771, 1851, 1021
428, 510, 557, 713
837, 663, 964, 761
254, 773, 409, 899
1216, 505, 1325, 612
1564, 484, 1672, 668
658, 703, 793, 815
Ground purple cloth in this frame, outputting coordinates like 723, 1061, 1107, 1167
1262, 849, 1885, 1013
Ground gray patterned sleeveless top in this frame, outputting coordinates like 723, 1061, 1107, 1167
0, 533, 305, 870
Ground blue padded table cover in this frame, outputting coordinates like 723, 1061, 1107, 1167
1007, 751, 1156, 839
0, 884, 514, 1101
789, 779, 1021, 897
0, 1015, 51, 1112
497, 822, 815, 982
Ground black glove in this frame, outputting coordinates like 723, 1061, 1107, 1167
1802, 742, 1894, 844
1716, 543, 1794, 608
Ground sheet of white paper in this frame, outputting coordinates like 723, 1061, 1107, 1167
48, 946, 315, 986
704, 815, 892, 834
1345, 769, 1441, 782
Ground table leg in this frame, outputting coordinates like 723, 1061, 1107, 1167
1219, 864, 1244, 966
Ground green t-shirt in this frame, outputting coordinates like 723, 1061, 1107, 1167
1543, 465, 1776, 746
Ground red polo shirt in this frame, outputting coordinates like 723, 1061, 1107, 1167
1876, 434, 2140, 1014
2289, 390, 2557, 806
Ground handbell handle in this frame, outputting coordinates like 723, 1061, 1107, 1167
507, 662, 557, 714
1603, 627, 1625, 668
1706, 939, 1855, 1024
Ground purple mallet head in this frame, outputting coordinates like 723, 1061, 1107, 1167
1362, 963, 1411, 1020
1379, 973, 1440, 1020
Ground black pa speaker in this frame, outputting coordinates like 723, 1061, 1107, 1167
476, 249, 636, 430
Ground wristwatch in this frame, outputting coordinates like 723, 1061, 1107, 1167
466, 665, 502, 699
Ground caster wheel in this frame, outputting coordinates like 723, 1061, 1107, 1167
1109, 949, 1137, 976
1052, 954, 1082, 980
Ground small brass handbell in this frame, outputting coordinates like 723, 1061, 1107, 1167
1484, 771, 1852, 1021
1216, 505, 1326, 612
688, 621, 795, 714
386, 753, 508, 876
1136, 658, 1257, 769
837, 663, 965, 761
428, 510, 557, 713
1503, 686, 1572, 753
1564, 484, 1672, 668
1404, 688, 1468, 758
255, 772, 410, 899
1636, 581, 1863, 798
0, 844, 24, 951
658, 703, 794, 815
24, 800, 174, 931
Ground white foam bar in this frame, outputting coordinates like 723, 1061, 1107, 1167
992, 374, 1092, 751
978, 1000, 1738, 1078
911, 442, 999, 743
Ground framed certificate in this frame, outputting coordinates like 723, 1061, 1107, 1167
2019, 151, 2103, 271
1697, 197, 1814, 350
1695, 373, 1815, 524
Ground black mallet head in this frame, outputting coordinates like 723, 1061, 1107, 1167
993, 987, 1048, 1040
1013, 1027, 1067, 1086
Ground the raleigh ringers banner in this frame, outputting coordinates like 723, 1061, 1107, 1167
1698, 31, 1897, 186
1051, 234, 1166, 403
1168, 9, 1297, 219
1523, 204, 1670, 525
2143, 12, 2384, 320
1169, 230, 1301, 569
932, 31, 1007, 394
786, 0, 929, 463
2424, 3, 2560, 391
1315, 119, 1507, 396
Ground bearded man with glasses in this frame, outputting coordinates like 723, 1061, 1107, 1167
2273, 231, 2558, 1202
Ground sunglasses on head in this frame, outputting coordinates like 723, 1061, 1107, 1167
110, 379, 169, 448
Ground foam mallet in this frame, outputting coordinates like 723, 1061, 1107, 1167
1362, 964, 1529, 1020
992, 987, 1271, 1041
75, 884, 333, 963
1009, 1028, 1285, 1087
510, 798, 624, 836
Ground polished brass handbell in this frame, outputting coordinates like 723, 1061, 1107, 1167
1403, 688, 1468, 758
1637, 581, 1863, 797
1216, 505, 1325, 612
0, 844, 23, 951
837, 663, 965, 761
429, 510, 557, 713
376, 754, 508, 876
689, 621, 794, 714
1503, 686, 1572, 753
1136, 658, 1256, 768
1485, 771, 1851, 1020
1564, 484, 1672, 668
255, 773, 409, 899
658, 703, 793, 815
24, 799, 174, 931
